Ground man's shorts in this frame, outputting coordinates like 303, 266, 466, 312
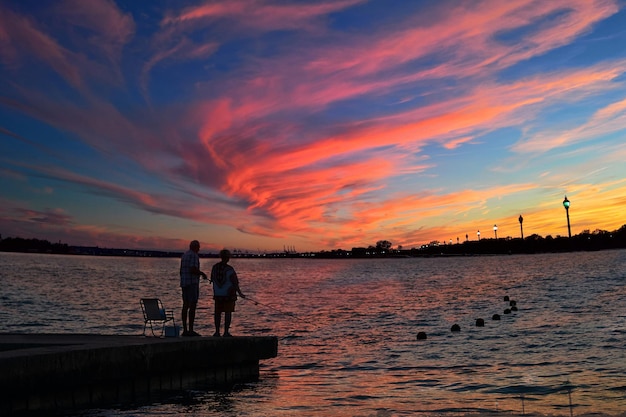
215, 297, 236, 313
182, 284, 199, 304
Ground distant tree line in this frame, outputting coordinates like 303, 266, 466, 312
0, 236, 70, 254
0, 236, 182, 257
317, 224, 626, 258
416, 225, 626, 256
2, 224, 626, 258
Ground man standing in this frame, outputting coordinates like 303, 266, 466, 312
180, 240, 207, 337
211, 249, 245, 337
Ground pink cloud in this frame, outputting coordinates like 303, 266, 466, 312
0, 5, 82, 87
2, 156, 281, 243
0, 201, 189, 250
15, 207, 72, 226
54, 0, 135, 64
443, 136, 475, 150
0, 0, 136, 89
186, 0, 620, 150
244, 0, 619, 112
141, 37, 219, 97
162, 0, 365, 32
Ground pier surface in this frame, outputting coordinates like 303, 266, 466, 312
0, 333, 278, 414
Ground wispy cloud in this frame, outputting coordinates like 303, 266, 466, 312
513, 88, 626, 153
53, 0, 135, 64
162, 0, 365, 32
0, 4, 82, 87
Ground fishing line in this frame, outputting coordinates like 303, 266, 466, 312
196, 285, 309, 323
241, 296, 329, 340
242, 296, 312, 323
197, 289, 323, 335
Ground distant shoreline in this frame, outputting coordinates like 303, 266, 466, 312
1, 226, 625, 258
1, 245, 625, 259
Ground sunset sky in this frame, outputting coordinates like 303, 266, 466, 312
1, 0, 625, 253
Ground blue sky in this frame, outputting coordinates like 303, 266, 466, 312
1, 0, 625, 252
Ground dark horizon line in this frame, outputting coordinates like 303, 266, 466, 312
1, 224, 625, 258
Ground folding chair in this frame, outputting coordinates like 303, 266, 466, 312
140, 298, 176, 337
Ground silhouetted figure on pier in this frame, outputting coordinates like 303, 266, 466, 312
180, 240, 207, 337
211, 249, 245, 337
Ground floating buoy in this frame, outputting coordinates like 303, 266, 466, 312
504, 295, 510, 301
476, 318, 485, 327
504, 308, 511, 314
416, 331, 427, 340
492, 314, 501, 320
509, 300, 517, 307
451, 324, 461, 332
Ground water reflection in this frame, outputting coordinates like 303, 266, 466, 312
1, 251, 625, 416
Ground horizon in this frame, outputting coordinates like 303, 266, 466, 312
1, 1, 625, 253
2, 223, 624, 255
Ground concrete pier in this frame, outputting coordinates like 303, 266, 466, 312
0, 333, 278, 414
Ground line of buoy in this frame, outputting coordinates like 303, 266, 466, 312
416, 294, 519, 340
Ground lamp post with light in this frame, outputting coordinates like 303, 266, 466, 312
519, 215, 524, 239
563, 196, 571, 238
493, 224, 498, 239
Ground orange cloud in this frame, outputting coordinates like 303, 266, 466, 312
191, 57, 625, 246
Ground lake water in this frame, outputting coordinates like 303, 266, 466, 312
1, 250, 625, 416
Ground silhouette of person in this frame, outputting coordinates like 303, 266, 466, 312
210, 249, 245, 337
180, 240, 207, 336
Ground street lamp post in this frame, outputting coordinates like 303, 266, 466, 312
519, 215, 524, 239
493, 224, 498, 239
477, 230, 481, 241
563, 196, 571, 238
